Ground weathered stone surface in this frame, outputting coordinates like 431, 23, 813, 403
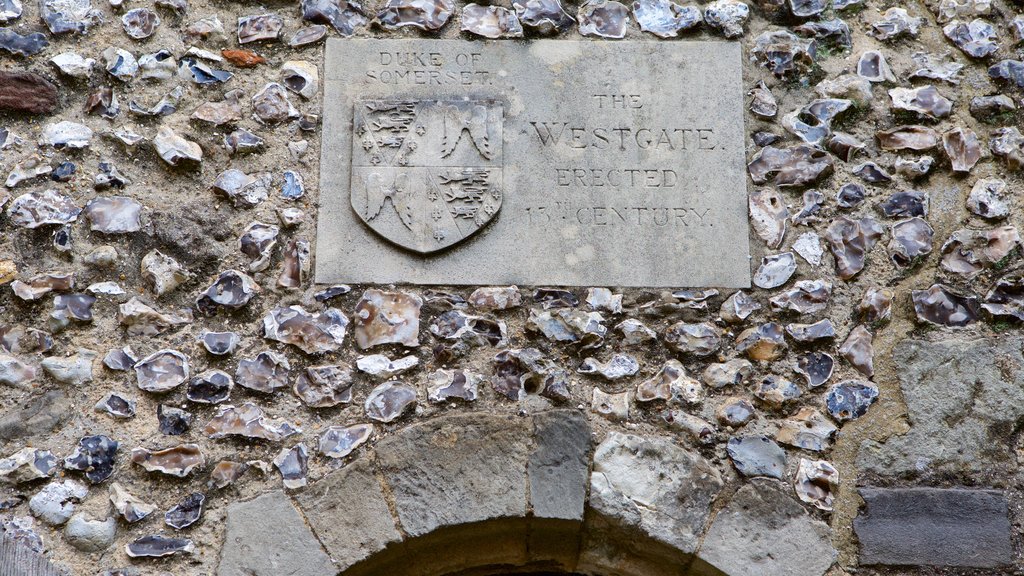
0, 71, 58, 114
375, 412, 531, 536
586, 433, 723, 557
855, 488, 1012, 568
0, 390, 70, 442
318, 39, 749, 288
529, 410, 590, 521
217, 491, 335, 576
0, 530, 65, 576
295, 458, 401, 571
693, 479, 836, 576
858, 338, 1024, 479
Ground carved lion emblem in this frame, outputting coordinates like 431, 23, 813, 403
351, 99, 504, 255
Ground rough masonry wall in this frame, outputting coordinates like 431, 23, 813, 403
0, 0, 1022, 574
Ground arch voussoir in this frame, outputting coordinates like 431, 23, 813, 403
218, 411, 836, 576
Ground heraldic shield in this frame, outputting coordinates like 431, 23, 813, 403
350, 99, 504, 254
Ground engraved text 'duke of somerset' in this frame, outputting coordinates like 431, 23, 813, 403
317, 39, 750, 288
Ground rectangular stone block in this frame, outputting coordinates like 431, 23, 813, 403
855, 487, 1013, 568
317, 39, 750, 288
293, 459, 402, 572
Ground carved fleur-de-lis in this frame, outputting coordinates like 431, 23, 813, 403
370, 155, 381, 165
433, 228, 446, 242
431, 208, 444, 220
408, 141, 417, 151
397, 156, 408, 166
415, 125, 426, 136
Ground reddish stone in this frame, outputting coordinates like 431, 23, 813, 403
0, 71, 58, 114
221, 49, 266, 68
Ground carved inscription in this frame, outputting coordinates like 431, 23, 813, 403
524, 93, 718, 228
351, 99, 503, 254
318, 39, 751, 287
366, 51, 493, 86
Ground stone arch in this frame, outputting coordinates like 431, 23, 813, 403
217, 411, 836, 576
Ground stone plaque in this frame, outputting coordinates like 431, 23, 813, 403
317, 39, 750, 288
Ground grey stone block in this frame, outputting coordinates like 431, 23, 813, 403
294, 457, 402, 572
855, 487, 1013, 568
0, 390, 70, 442
588, 432, 722, 555
375, 412, 531, 537
693, 479, 836, 576
218, 491, 335, 576
579, 432, 723, 576
316, 39, 750, 288
858, 337, 1024, 480
529, 409, 591, 521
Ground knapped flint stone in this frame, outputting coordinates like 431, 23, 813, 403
263, 306, 348, 354
164, 493, 204, 529
40, 0, 100, 34
0, 0, 23, 22
376, 412, 530, 537
273, 444, 309, 489
0, 27, 48, 56
988, 59, 1024, 89
577, 0, 629, 39
588, 433, 723, 557
461, 3, 523, 38
512, 0, 574, 31
694, 479, 837, 576
7, 189, 80, 230
376, 0, 454, 30
125, 535, 194, 558
130, 444, 204, 477
318, 423, 372, 459
63, 435, 118, 484
301, 0, 368, 36
632, 0, 700, 38
295, 458, 401, 572
703, 0, 748, 39
747, 144, 833, 187
855, 488, 1012, 568
727, 435, 786, 479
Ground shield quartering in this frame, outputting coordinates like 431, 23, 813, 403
351, 99, 504, 254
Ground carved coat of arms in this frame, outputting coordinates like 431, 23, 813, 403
351, 99, 504, 254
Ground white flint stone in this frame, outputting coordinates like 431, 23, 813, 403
41, 121, 93, 149
281, 60, 319, 100
29, 479, 88, 526
140, 250, 189, 296
50, 52, 95, 77
793, 232, 824, 266
355, 354, 419, 377
102, 47, 139, 81
64, 514, 116, 552
154, 126, 202, 166
40, 349, 96, 386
